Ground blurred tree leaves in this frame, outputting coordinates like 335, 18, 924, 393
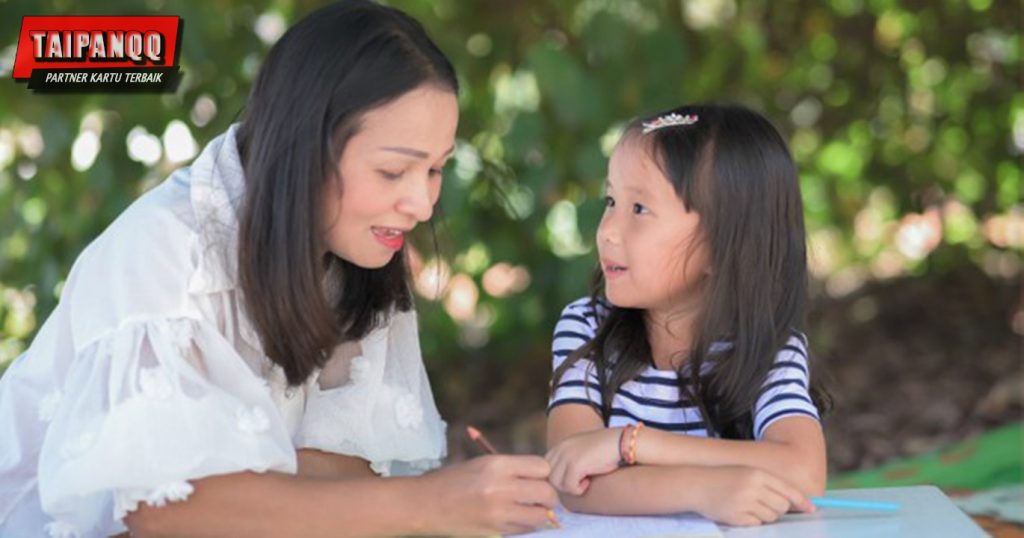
0, 1, 1019, 416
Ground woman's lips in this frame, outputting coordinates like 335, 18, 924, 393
372, 226, 406, 250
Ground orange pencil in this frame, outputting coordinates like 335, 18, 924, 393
466, 425, 561, 529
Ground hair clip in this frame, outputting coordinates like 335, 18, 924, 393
641, 113, 698, 134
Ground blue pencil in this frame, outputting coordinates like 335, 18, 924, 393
811, 496, 901, 512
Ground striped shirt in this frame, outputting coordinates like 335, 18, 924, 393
548, 297, 820, 439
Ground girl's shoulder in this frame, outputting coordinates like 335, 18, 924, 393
763, 330, 812, 377
779, 329, 810, 358
556, 296, 612, 334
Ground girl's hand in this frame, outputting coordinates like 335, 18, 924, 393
691, 466, 815, 527
545, 428, 623, 495
418, 454, 559, 536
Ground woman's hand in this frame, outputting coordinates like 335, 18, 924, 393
691, 466, 815, 526
545, 428, 623, 495
417, 454, 559, 536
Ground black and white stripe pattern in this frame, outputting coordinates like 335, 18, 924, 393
548, 297, 820, 439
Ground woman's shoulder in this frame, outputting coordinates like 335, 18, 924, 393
61, 171, 206, 337
76, 172, 198, 281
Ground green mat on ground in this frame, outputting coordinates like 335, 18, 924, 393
829, 422, 1024, 492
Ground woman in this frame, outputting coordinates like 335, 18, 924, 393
0, 2, 556, 536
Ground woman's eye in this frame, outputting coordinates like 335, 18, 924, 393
604, 196, 615, 208
379, 170, 404, 180
632, 203, 649, 214
429, 168, 443, 178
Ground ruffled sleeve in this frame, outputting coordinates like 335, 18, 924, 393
0, 124, 304, 538
295, 309, 447, 477
36, 316, 296, 537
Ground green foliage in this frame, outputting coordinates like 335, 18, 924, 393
0, 1, 1018, 408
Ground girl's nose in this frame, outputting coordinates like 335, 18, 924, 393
597, 216, 621, 246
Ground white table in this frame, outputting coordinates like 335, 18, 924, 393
723, 485, 987, 537
521, 485, 989, 537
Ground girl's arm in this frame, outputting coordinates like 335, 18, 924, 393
560, 464, 705, 515
547, 403, 825, 497
125, 455, 558, 538
546, 405, 813, 526
560, 462, 812, 526
632, 416, 826, 495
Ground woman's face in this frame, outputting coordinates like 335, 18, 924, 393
322, 84, 458, 268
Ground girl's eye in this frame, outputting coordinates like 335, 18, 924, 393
429, 168, 443, 178
604, 195, 615, 208
632, 203, 649, 215
379, 170, 404, 180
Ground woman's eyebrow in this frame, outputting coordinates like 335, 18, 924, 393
380, 145, 455, 159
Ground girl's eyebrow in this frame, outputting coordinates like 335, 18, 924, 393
380, 145, 456, 159
606, 178, 647, 195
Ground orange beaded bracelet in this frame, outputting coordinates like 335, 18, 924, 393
618, 425, 632, 466
619, 422, 645, 465
627, 422, 644, 464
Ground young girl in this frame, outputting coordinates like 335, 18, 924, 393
0, 2, 556, 536
545, 104, 831, 527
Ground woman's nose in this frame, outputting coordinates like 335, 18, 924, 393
397, 177, 435, 223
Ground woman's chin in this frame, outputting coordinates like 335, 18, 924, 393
329, 249, 396, 270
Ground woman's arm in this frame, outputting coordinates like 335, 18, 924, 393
125, 455, 558, 538
125, 471, 425, 538
295, 449, 377, 480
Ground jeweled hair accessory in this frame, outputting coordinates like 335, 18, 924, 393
641, 113, 699, 134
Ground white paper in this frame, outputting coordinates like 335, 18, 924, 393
519, 507, 724, 538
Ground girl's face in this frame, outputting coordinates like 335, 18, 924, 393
322, 85, 458, 268
597, 136, 711, 313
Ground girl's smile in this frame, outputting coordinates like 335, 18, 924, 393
601, 258, 628, 279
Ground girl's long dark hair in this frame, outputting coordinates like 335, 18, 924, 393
554, 104, 831, 439
235, 0, 457, 386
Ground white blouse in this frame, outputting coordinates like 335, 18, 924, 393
0, 124, 447, 538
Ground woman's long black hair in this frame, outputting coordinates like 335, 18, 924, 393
554, 104, 831, 439
235, 0, 457, 385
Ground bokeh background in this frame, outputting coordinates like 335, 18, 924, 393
0, 0, 1020, 527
